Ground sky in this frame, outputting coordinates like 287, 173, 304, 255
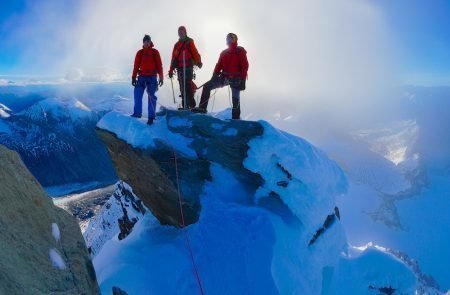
375, 0, 450, 86
0, 0, 449, 87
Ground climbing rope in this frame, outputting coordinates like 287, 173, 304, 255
173, 151, 205, 295
210, 89, 218, 113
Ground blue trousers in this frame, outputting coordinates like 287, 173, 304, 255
134, 75, 158, 119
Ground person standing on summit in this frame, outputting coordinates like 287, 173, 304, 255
168, 26, 203, 109
194, 33, 248, 120
131, 34, 163, 125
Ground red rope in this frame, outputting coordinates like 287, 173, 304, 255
173, 151, 205, 295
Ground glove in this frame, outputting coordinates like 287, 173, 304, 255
132, 78, 137, 87
240, 78, 246, 91
212, 73, 220, 80
168, 71, 174, 79
197, 62, 203, 69
158, 79, 164, 87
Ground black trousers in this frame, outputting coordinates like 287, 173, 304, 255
199, 76, 241, 119
177, 67, 196, 109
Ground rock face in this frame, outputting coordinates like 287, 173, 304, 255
0, 145, 99, 294
97, 109, 264, 226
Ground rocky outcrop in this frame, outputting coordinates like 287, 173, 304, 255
97, 130, 188, 226
97, 109, 264, 226
0, 144, 99, 294
93, 110, 421, 294
112, 286, 128, 295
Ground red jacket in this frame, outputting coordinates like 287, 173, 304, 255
169, 37, 201, 72
214, 43, 248, 79
132, 43, 163, 79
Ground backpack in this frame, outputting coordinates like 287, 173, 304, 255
172, 40, 194, 68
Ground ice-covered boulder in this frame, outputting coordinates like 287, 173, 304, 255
0, 144, 99, 294
93, 109, 418, 294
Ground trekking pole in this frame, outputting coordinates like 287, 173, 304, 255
170, 77, 176, 104
183, 51, 186, 109
228, 85, 232, 107
195, 81, 208, 90
196, 73, 221, 90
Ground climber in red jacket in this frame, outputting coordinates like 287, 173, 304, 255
131, 34, 163, 125
168, 26, 203, 109
194, 33, 248, 119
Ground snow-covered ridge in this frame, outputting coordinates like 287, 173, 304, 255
83, 181, 146, 257
18, 97, 93, 122
97, 111, 196, 157
0, 103, 12, 118
0, 96, 117, 193
93, 110, 419, 294
244, 121, 348, 236
352, 119, 419, 169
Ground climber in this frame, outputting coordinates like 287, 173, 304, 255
131, 34, 164, 125
193, 33, 248, 120
168, 26, 203, 109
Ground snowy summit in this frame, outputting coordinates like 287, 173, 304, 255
91, 109, 418, 294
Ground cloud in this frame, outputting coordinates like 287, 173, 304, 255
5, 0, 400, 125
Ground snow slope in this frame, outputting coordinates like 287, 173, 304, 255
334, 88, 450, 291
263, 87, 449, 292
0, 103, 12, 118
0, 119, 10, 134
92, 110, 418, 294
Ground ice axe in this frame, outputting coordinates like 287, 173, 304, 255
170, 77, 176, 104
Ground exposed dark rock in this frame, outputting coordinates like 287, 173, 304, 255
276, 180, 289, 188
369, 285, 396, 295
334, 206, 341, 220
308, 207, 341, 246
258, 191, 299, 225
97, 110, 264, 226
112, 286, 128, 295
276, 162, 293, 180
0, 144, 99, 294
117, 195, 139, 240
81, 181, 147, 257
97, 130, 195, 226
382, 248, 442, 292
